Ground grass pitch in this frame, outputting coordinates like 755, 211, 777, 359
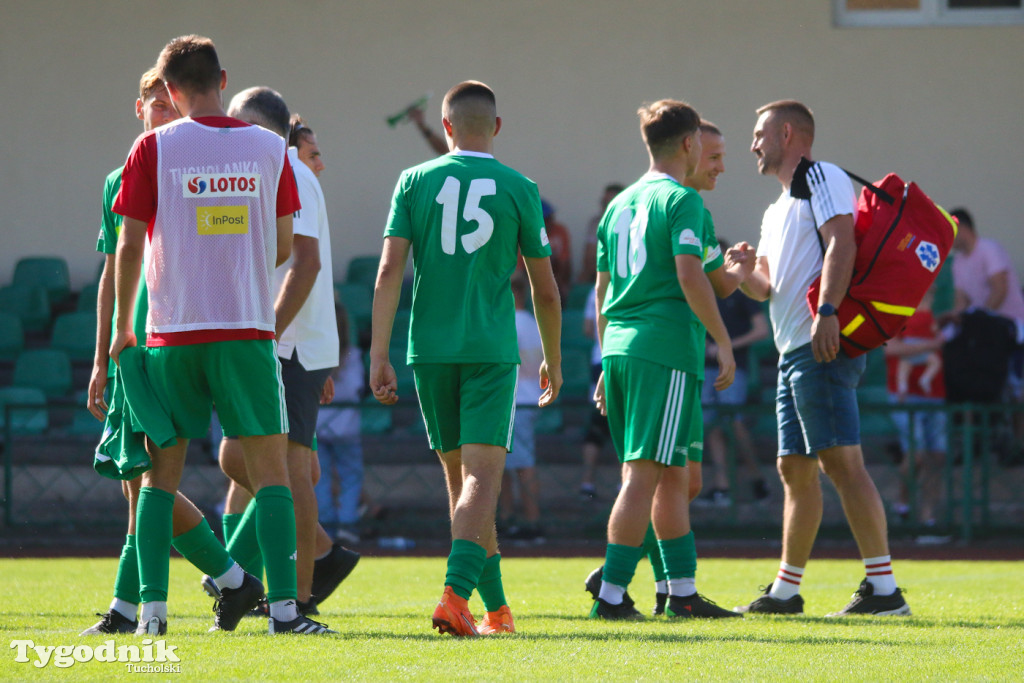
1, 556, 1022, 681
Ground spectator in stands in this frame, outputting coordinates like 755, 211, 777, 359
579, 286, 610, 501
696, 237, 771, 507
542, 199, 573, 305
947, 207, 1024, 440
289, 114, 326, 178
885, 287, 947, 537
498, 274, 545, 543
578, 183, 625, 285
408, 105, 450, 156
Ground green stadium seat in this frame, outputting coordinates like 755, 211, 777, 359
335, 282, 372, 339
51, 312, 97, 362
0, 311, 25, 361
69, 390, 103, 436
534, 406, 563, 434
13, 256, 71, 307
566, 283, 593, 311
345, 255, 380, 289
13, 348, 72, 398
561, 310, 592, 351
0, 386, 48, 435
560, 346, 593, 399
360, 394, 392, 434
77, 282, 100, 313
0, 284, 51, 333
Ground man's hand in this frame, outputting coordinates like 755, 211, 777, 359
714, 344, 736, 391
725, 241, 757, 279
369, 357, 398, 405
538, 361, 562, 408
87, 363, 109, 421
320, 375, 335, 405
811, 313, 840, 363
109, 330, 137, 368
593, 371, 606, 416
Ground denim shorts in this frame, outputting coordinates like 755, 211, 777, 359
701, 366, 749, 423
776, 343, 865, 457
889, 396, 947, 454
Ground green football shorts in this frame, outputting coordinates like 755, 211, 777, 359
412, 363, 517, 453
602, 355, 703, 466
144, 339, 287, 439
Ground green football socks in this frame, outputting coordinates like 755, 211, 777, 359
135, 487, 175, 603
445, 539, 487, 600
225, 500, 264, 579
643, 523, 668, 582
171, 517, 233, 579
112, 533, 140, 605
476, 553, 508, 611
603, 543, 645, 590
255, 486, 298, 603
658, 531, 697, 579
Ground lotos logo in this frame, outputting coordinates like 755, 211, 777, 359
182, 173, 260, 198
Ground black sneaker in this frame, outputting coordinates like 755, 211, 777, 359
135, 616, 167, 636
584, 565, 603, 600
311, 544, 360, 605
269, 614, 337, 634
752, 478, 770, 501
211, 572, 265, 631
579, 485, 598, 502
200, 574, 221, 600
734, 583, 804, 614
826, 579, 911, 617
666, 593, 742, 618
80, 610, 137, 635
589, 594, 643, 620
652, 592, 668, 616
297, 598, 320, 616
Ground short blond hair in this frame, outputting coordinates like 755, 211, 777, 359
138, 67, 165, 102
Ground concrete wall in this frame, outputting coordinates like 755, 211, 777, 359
1, 0, 1021, 288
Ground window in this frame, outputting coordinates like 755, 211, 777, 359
835, 0, 1024, 26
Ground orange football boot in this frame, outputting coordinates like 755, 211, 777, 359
479, 605, 515, 635
432, 586, 479, 637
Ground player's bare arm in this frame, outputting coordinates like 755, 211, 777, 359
276, 214, 293, 267
369, 236, 410, 405
812, 213, 855, 363
274, 234, 320, 338
88, 253, 116, 419
739, 254, 772, 302
523, 254, 562, 407
676, 253, 735, 391
110, 217, 146, 365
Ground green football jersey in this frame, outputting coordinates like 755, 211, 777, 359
690, 207, 725, 369
384, 151, 550, 364
97, 166, 148, 376
595, 173, 711, 375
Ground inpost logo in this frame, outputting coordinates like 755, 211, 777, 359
197, 206, 250, 235
10, 638, 181, 672
183, 173, 260, 198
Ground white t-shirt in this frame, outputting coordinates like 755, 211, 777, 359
952, 236, 1024, 324
756, 161, 856, 355
275, 147, 339, 370
516, 309, 544, 406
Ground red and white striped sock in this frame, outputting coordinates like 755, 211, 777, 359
768, 562, 804, 600
863, 555, 897, 595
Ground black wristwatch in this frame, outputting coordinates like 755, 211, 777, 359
818, 302, 837, 317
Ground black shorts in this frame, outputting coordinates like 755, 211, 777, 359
280, 350, 333, 448
583, 407, 610, 447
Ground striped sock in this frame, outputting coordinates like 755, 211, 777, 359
863, 555, 897, 595
768, 562, 804, 600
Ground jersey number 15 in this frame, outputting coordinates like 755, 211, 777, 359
435, 177, 496, 255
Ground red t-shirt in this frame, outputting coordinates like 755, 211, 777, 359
113, 116, 300, 346
885, 309, 945, 398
